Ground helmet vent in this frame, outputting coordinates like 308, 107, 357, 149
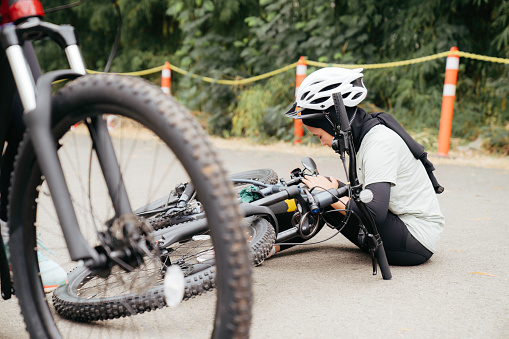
352, 78, 363, 87
300, 91, 310, 100
352, 93, 362, 100
319, 83, 341, 92
310, 97, 328, 105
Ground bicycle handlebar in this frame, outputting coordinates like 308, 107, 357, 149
375, 243, 392, 280
232, 156, 393, 280
332, 93, 351, 133
312, 186, 349, 208
252, 185, 301, 207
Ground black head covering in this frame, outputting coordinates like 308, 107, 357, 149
301, 110, 335, 137
302, 106, 379, 152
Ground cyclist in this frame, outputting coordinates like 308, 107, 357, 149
0, 42, 67, 293
281, 67, 445, 266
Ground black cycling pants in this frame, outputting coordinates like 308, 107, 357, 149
326, 209, 433, 266
277, 208, 433, 266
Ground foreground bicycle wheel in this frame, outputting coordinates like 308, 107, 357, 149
54, 214, 273, 320
8, 74, 251, 338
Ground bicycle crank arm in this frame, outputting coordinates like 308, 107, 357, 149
275, 226, 299, 243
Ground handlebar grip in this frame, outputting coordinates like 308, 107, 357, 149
314, 186, 349, 208
375, 243, 392, 280
332, 92, 351, 132
252, 185, 301, 207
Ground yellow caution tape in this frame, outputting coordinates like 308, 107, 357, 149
86, 65, 164, 76
456, 51, 509, 64
307, 51, 509, 68
86, 63, 298, 85
306, 51, 452, 69
85, 50, 509, 84
168, 62, 298, 85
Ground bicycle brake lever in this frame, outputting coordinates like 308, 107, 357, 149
304, 188, 319, 214
290, 167, 303, 179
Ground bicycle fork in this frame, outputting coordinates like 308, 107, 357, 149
1, 18, 132, 264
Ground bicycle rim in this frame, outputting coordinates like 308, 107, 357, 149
8, 74, 252, 338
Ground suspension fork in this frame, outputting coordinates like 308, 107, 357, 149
0, 18, 132, 262
86, 116, 132, 218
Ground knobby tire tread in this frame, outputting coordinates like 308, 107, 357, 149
54, 216, 276, 322
8, 74, 252, 338
229, 170, 278, 266
246, 216, 276, 266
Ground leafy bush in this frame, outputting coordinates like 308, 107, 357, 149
481, 124, 509, 155
34, 0, 509, 152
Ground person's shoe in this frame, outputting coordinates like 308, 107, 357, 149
3, 243, 67, 293
3, 219, 67, 293
265, 245, 280, 259
37, 251, 67, 293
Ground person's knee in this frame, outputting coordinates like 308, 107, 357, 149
385, 250, 432, 266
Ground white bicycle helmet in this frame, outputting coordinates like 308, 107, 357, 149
286, 67, 367, 118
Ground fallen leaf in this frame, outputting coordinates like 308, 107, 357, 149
398, 329, 414, 336
469, 272, 498, 277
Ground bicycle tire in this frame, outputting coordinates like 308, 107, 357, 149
229, 168, 278, 188
129, 169, 277, 266
246, 216, 276, 266
229, 169, 277, 264
136, 169, 278, 224
231, 169, 325, 253
8, 74, 251, 338
53, 215, 274, 323
137, 203, 276, 267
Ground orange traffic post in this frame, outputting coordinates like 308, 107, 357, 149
294, 56, 307, 144
161, 61, 171, 95
437, 47, 460, 156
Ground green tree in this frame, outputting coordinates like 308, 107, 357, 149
34, 0, 509, 152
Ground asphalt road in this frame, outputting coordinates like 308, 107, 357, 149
214, 141, 509, 338
1, 139, 508, 338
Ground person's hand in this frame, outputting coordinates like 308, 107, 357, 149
302, 175, 339, 191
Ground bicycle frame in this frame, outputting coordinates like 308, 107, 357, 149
232, 91, 393, 279
0, 0, 134, 298
147, 156, 392, 280
245, 162, 391, 279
